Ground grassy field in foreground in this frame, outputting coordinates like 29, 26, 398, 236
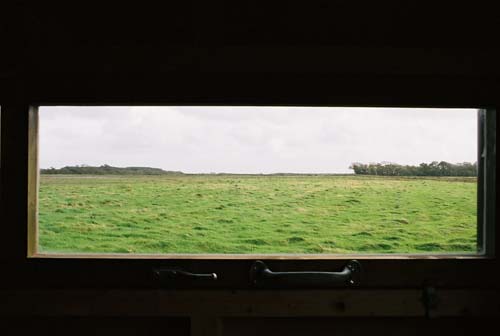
38, 175, 477, 254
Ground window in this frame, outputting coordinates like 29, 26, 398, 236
28, 106, 493, 259
0, 101, 491, 290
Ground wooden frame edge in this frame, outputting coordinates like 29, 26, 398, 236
29, 252, 488, 260
27, 106, 39, 257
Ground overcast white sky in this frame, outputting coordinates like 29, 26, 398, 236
39, 106, 478, 174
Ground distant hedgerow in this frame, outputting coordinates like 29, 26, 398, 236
40, 164, 183, 175
349, 161, 477, 177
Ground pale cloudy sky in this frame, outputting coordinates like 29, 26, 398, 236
39, 106, 478, 174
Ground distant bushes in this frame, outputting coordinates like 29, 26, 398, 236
41, 162, 478, 177
40, 164, 184, 175
350, 161, 477, 177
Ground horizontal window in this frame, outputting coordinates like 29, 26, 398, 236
30, 106, 484, 257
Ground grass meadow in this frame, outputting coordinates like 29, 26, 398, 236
38, 175, 478, 254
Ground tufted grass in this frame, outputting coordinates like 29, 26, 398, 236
38, 174, 477, 254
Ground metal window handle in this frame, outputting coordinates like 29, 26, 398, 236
154, 268, 218, 283
250, 260, 362, 288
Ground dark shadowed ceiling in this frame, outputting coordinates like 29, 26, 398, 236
1, 1, 499, 104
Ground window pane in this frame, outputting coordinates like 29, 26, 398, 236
36, 107, 478, 255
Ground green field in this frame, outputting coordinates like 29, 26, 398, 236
38, 175, 477, 254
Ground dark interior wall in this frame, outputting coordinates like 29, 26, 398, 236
2, 1, 499, 104
1, 317, 499, 336
1, 1, 499, 335
1, 317, 190, 336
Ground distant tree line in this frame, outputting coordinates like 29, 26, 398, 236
349, 161, 477, 177
40, 164, 184, 175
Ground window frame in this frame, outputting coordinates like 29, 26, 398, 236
28, 106, 491, 260
477, 109, 496, 256
1, 100, 497, 289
